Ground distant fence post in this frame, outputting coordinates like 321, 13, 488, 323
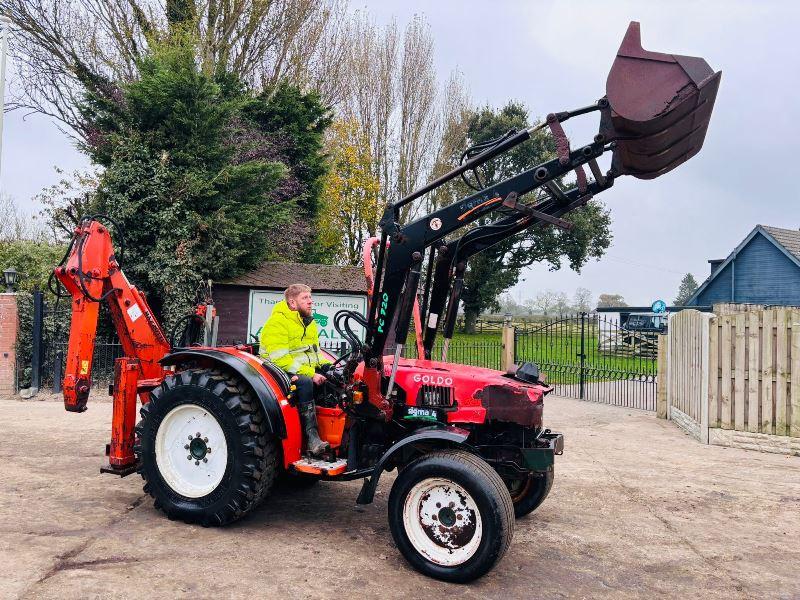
501, 315, 515, 372
657, 333, 668, 419
579, 312, 586, 400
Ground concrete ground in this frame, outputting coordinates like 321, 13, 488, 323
1, 394, 799, 600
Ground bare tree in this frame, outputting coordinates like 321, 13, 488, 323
427, 71, 470, 212
573, 287, 593, 312
2, 0, 350, 136
33, 168, 99, 242
597, 293, 628, 308
552, 291, 570, 315
531, 289, 559, 316
340, 14, 467, 219
395, 16, 437, 203
0, 194, 44, 241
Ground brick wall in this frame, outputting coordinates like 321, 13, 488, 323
0, 293, 18, 396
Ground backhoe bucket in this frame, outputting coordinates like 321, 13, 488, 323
601, 21, 721, 179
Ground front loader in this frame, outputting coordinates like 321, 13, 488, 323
54, 23, 719, 582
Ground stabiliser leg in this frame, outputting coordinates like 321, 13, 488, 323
101, 357, 140, 476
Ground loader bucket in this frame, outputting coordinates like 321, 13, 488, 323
600, 22, 721, 179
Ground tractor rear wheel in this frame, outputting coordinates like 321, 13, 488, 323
135, 368, 277, 526
505, 466, 554, 518
388, 449, 514, 583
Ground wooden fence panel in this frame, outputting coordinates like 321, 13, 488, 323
701, 306, 798, 439
747, 312, 760, 433
666, 310, 708, 426
776, 308, 789, 435
734, 314, 746, 431
720, 316, 732, 429
791, 309, 800, 437
761, 309, 775, 435
708, 317, 719, 428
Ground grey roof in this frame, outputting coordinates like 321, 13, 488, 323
761, 225, 800, 262
219, 262, 367, 293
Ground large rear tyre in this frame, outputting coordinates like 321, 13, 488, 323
505, 466, 554, 518
388, 449, 514, 583
135, 368, 277, 526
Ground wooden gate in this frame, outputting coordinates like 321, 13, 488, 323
665, 310, 712, 442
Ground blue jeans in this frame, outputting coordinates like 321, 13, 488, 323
290, 375, 314, 407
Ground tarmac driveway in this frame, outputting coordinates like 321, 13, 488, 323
1, 395, 798, 599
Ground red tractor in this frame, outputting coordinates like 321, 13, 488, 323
54, 23, 719, 582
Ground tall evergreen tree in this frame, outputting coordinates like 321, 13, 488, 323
674, 273, 699, 305
80, 38, 330, 323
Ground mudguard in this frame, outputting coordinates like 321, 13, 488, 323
356, 426, 472, 505
160, 349, 286, 438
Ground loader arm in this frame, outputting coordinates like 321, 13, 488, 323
365, 139, 611, 364
358, 21, 719, 411
54, 218, 170, 413
422, 179, 606, 359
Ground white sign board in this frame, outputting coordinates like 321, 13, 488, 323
247, 290, 368, 346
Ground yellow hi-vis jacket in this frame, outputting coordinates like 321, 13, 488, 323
259, 300, 331, 377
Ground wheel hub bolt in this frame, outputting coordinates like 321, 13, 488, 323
184, 444, 190, 450
203, 458, 208, 463
195, 460, 200, 465
187, 455, 192, 460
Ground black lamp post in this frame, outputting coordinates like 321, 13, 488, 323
3, 266, 18, 292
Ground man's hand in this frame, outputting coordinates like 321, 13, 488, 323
311, 373, 327, 386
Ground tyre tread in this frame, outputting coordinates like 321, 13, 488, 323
135, 367, 278, 526
388, 448, 515, 582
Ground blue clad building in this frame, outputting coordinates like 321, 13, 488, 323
688, 225, 800, 307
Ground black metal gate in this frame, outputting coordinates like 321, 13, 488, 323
515, 313, 658, 411
34, 290, 123, 392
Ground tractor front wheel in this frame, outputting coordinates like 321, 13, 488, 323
388, 449, 514, 583
135, 368, 277, 526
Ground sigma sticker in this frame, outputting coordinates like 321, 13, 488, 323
127, 303, 143, 323
429, 217, 442, 231
80, 360, 89, 375
427, 313, 439, 329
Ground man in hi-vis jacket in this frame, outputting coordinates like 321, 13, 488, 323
260, 284, 331, 456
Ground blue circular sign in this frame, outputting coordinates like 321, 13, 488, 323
651, 299, 667, 314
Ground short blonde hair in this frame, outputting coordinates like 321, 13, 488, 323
285, 283, 311, 303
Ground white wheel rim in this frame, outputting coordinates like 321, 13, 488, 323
402, 477, 483, 567
155, 403, 228, 498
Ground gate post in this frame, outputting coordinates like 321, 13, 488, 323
0, 292, 18, 397
501, 315, 515, 372
579, 312, 586, 399
30, 288, 45, 394
656, 333, 668, 419
53, 350, 64, 394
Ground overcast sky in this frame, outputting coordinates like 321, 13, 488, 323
3, 0, 798, 307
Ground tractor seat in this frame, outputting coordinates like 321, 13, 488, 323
260, 359, 292, 396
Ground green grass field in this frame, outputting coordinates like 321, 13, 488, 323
404, 328, 656, 383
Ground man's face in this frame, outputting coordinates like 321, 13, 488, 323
290, 291, 313, 318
